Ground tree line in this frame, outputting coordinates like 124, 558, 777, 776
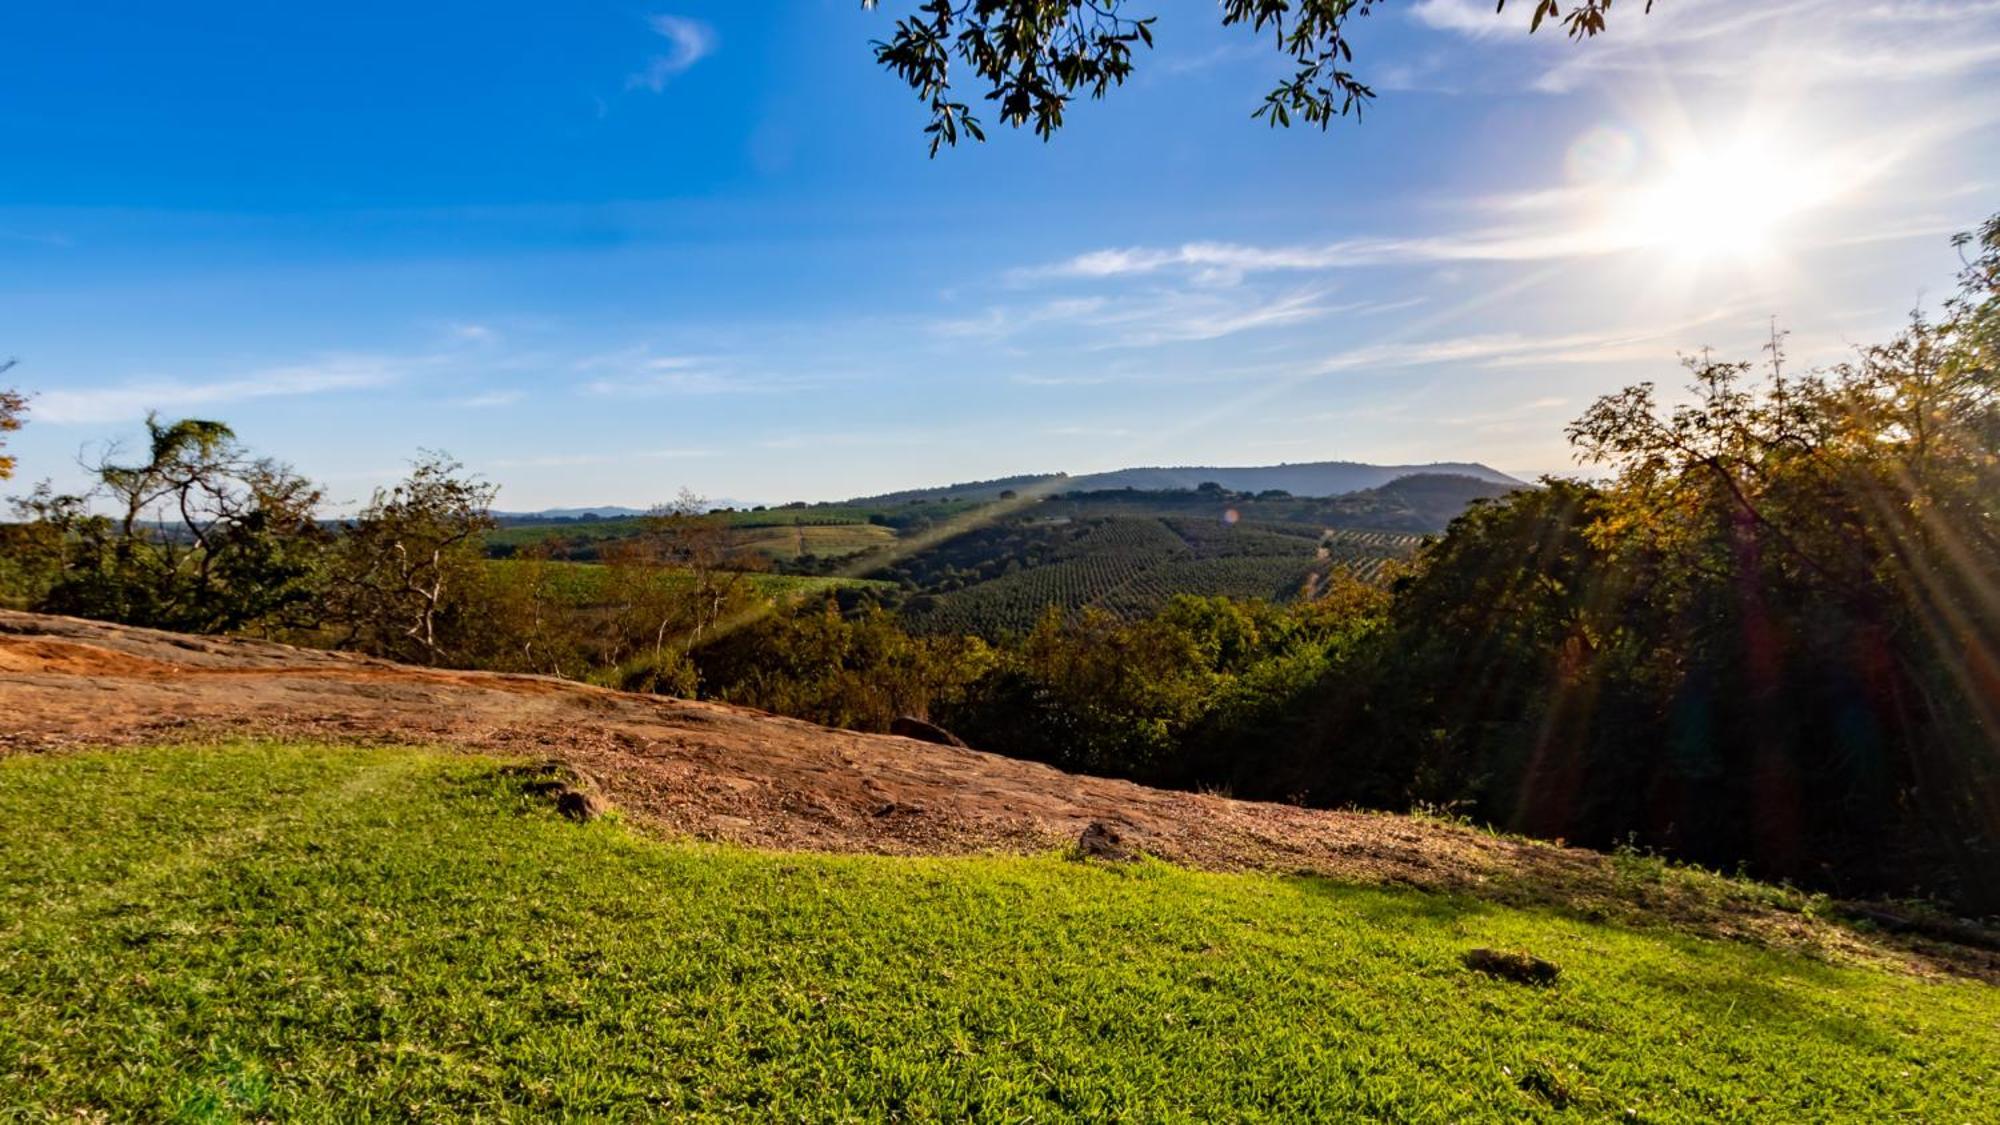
1, 214, 1994, 910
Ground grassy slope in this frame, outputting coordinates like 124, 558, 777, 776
726, 523, 898, 562
2, 744, 1993, 1121
482, 559, 892, 601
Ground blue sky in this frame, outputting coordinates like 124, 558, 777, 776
4, 0, 1998, 509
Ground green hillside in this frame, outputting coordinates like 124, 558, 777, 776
483, 500, 981, 564
893, 515, 1420, 637
3, 742, 1992, 1120
482, 559, 892, 603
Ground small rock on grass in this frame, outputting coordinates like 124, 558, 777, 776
556, 787, 605, 823
1463, 948, 1561, 986
1075, 821, 1137, 862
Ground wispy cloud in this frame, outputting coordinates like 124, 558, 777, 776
487, 447, 712, 469
627, 14, 716, 92
1408, 0, 1511, 38
938, 287, 1421, 349
0, 228, 71, 248
1028, 227, 1642, 283
1313, 317, 1727, 375
458, 389, 524, 408
1411, 0, 2000, 94
30, 357, 402, 425
578, 352, 736, 396
573, 349, 826, 397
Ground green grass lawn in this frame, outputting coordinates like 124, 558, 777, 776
2, 743, 1993, 1121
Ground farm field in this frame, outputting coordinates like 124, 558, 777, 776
728, 522, 896, 563
3, 741, 1993, 1121
482, 559, 892, 604
898, 515, 1422, 636
484, 501, 982, 562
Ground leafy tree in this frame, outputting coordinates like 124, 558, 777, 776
943, 592, 1375, 780
866, 0, 1654, 153
0, 359, 23, 481
695, 599, 994, 730
329, 454, 497, 664
19, 415, 328, 633
641, 489, 770, 656
463, 549, 591, 679
1253, 215, 2000, 909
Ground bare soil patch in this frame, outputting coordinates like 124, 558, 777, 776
2, 609, 1992, 980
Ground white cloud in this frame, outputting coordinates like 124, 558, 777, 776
576, 352, 761, 396
488, 447, 712, 470
30, 357, 401, 425
1029, 227, 1647, 283
458, 389, 524, 408
1313, 317, 1728, 375
571, 350, 837, 397
584, 371, 748, 396
940, 286, 1423, 351
448, 322, 499, 344
627, 15, 716, 92
1409, 0, 1511, 38
1404, 0, 2000, 101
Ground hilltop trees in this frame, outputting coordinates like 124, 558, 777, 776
694, 600, 994, 731
641, 489, 757, 656
0, 359, 23, 481
12, 415, 329, 633
866, 0, 1656, 153
326, 454, 497, 664
1247, 213, 2000, 908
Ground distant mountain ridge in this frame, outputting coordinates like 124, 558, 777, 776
1063, 461, 1521, 497
842, 474, 1068, 507
837, 462, 1521, 506
493, 500, 759, 521
493, 506, 650, 521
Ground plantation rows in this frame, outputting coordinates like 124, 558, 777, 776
1160, 517, 1324, 558
1091, 556, 1326, 617
1321, 528, 1425, 551
902, 528, 1186, 636
901, 517, 1426, 637
481, 560, 886, 608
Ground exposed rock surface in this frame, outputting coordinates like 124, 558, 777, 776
3, 609, 1993, 980
888, 715, 968, 749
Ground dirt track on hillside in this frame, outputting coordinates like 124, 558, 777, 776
2, 609, 1993, 980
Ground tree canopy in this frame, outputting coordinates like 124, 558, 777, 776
865, 0, 1656, 153
0, 360, 23, 481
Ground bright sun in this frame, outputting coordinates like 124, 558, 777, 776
1621, 141, 1820, 265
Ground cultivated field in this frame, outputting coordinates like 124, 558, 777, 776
899, 517, 1421, 636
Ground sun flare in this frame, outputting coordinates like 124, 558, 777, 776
1620, 140, 1824, 266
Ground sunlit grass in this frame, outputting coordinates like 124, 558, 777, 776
2, 742, 1993, 1120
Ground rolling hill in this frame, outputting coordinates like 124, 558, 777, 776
1064, 460, 1523, 496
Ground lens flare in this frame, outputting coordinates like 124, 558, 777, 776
1565, 125, 1639, 184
